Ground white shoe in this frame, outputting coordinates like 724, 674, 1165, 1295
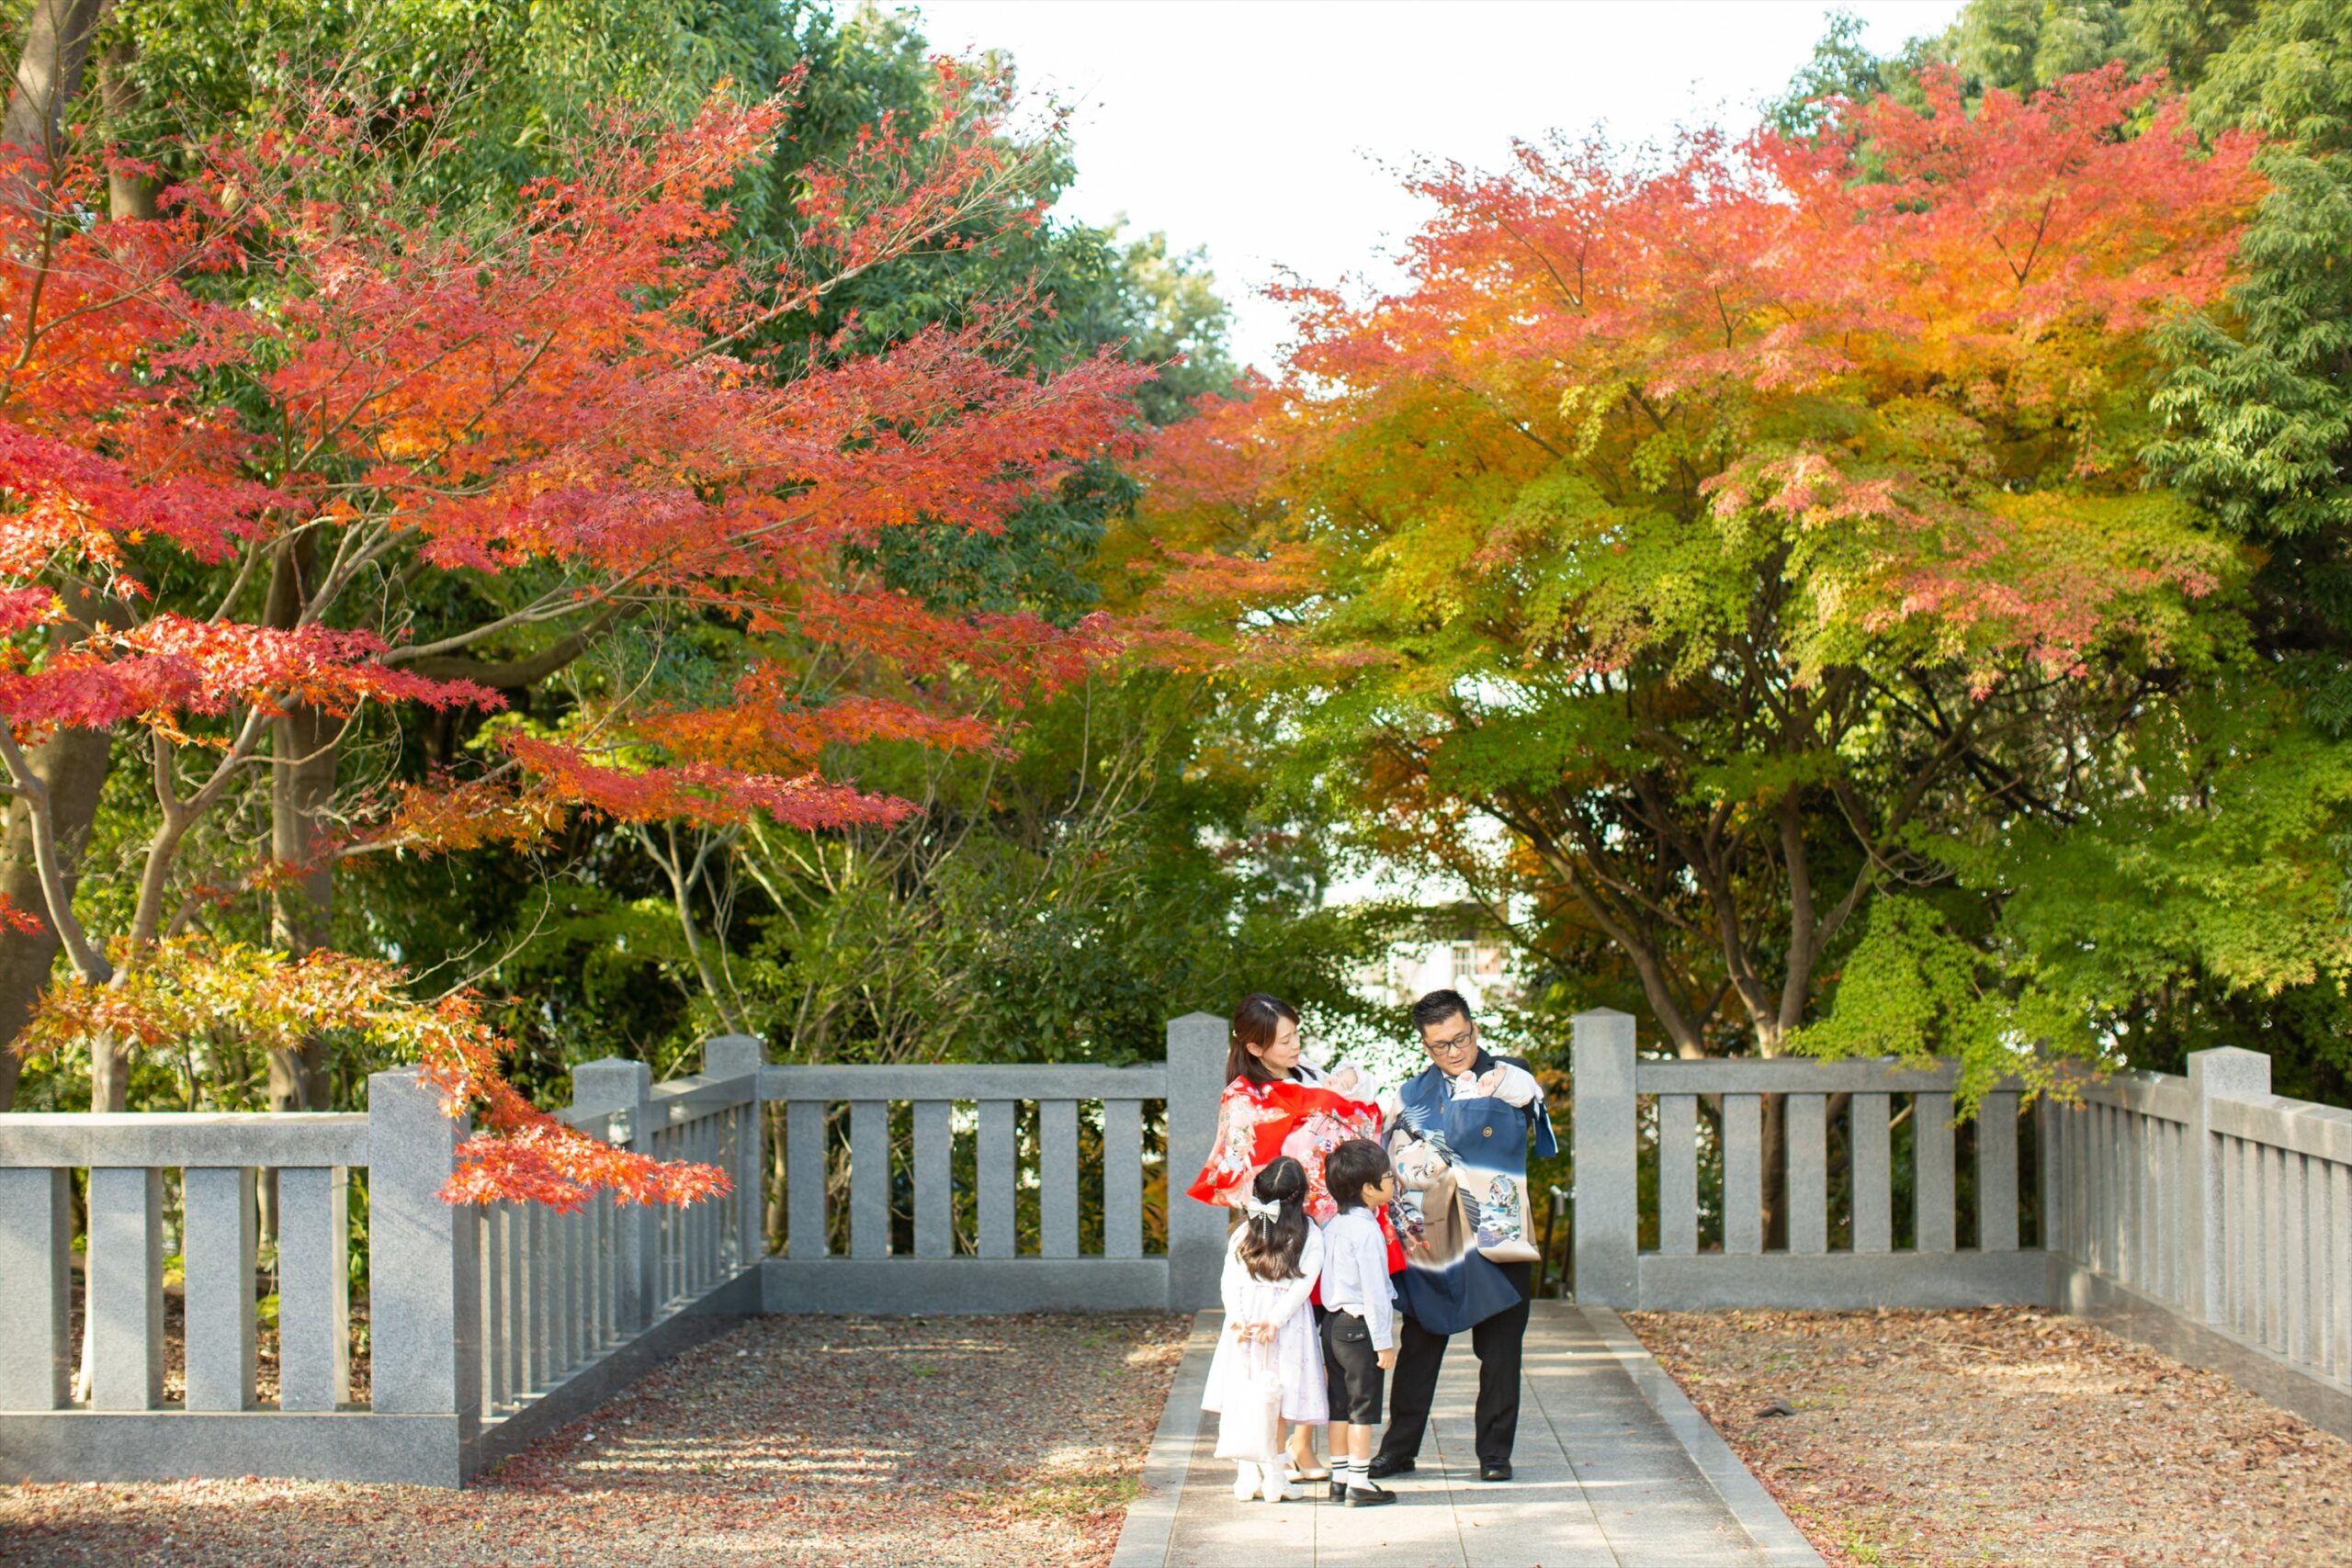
1232, 1462, 1260, 1500
1260, 1470, 1301, 1503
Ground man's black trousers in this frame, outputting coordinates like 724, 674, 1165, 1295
1374, 1261, 1533, 1468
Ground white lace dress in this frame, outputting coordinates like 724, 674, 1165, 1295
1201, 1224, 1329, 1425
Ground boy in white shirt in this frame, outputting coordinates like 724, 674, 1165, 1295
1318, 1137, 1399, 1506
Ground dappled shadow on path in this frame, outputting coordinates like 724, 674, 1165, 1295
0, 1313, 1188, 1568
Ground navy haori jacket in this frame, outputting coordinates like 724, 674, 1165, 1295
1387, 1049, 1558, 1337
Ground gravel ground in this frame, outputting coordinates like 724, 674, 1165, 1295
1627, 1307, 2352, 1567
0, 1312, 1189, 1568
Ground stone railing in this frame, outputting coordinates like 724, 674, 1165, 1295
0, 1055, 762, 1486
2043, 1047, 2352, 1438
16, 1003, 2342, 1487
0, 1014, 1232, 1487
1571, 1008, 2352, 1441
756, 1009, 1229, 1314
1569, 1010, 2039, 1311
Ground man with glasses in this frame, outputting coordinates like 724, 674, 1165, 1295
1368, 988, 1555, 1483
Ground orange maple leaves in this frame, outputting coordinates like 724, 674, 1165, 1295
1138, 62, 2264, 683
0, 616, 499, 731
0, 60, 1152, 1207
18, 939, 726, 1210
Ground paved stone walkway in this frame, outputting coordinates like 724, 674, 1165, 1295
1109, 1303, 1823, 1568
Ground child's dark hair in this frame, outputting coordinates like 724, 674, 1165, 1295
1236, 1156, 1309, 1281
1326, 1138, 1391, 1213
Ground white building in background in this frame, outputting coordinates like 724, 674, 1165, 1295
1354, 911, 1523, 1016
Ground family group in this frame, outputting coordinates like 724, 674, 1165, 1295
1184, 988, 1557, 1508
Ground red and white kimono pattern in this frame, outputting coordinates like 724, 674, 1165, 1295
1186, 1076, 1408, 1274
1189, 1077, 1378, 1220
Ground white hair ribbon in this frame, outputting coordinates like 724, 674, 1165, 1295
1243, 1194, 1282, 1223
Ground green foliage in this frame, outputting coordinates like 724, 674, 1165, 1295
1977, 686, 2352, 1096
9, 0, 1372, 1113
1947, 0, 2132, 91
1764, 0, 2352, 1108
2181, 0, 2351, 145
309, 6, 1373, 1078
743, 678, 1405, 1066
109, 0, 764, 200
2150, 152, 2352, 547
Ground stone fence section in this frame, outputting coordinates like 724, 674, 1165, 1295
2042, 1046, 2352, 1440
0, 1014, 1231, 1487
753, 1010, 1230, 1314
1569, 1009, 2040, 1312
10, 1005, 2346, 1487
1570, 1008, 2352, 1442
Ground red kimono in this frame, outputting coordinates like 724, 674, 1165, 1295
1185, 1075, 1408, 1273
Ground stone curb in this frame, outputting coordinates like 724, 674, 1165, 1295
1584, 1306, 1827, 1567
1105, 1310, 1220, 1568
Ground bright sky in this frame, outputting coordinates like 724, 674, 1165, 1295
914, 0, 1966, 370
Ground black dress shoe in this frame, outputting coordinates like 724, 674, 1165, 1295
1365, 1454, 1415, 1480
1343, 1482, 1396, 1507
1477, 1460, 1512, 1482
1329, 1478, 1347, 1502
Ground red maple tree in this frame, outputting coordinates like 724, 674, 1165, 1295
0, 64, 1148, 1207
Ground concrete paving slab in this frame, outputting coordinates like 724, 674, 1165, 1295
1521, 1323, 1768, 1566
1110, 1303, 1824, 1568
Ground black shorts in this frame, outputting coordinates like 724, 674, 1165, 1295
1321, 1306, 1385, 1425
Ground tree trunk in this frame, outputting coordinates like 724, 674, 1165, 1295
267, 699, 335, 1109
0, 727, 117, 1108
266, 536, 335, 1113
0, 577, 130, 1108
87, 1025, 126, 1111
0, 17, 157, 1113
2, 0, 107, 160
766, 1111, 786, 1254
0, 0, 116, 1113
96, 28, 153, 219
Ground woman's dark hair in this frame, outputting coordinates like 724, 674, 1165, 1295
1236, 1156, 1310, 1281
1225, 993, 1301, 1085
1325, 1138, 1392, 1213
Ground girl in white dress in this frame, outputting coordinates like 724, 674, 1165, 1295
1201, 1156, 1329, 1502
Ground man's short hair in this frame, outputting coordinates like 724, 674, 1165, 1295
1411, 988, 1474, 1034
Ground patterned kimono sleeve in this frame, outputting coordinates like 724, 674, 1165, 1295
1184, 1081, 1263, 1209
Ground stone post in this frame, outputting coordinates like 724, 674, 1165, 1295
0, 1167, 72, 1408
366, 1068, 480, 1434
87, 1167, 164, 1410
276, 1166, 349, 1411
181, 1167, 258, 1411
1163, 1011, 1229, 1311
2186, 1046, 2270, 1325
2036, 1094, 2061, 1256
1571, 1009, 1639, 1307
572, 1056, 658, 1330
704, 1035, 769, 1269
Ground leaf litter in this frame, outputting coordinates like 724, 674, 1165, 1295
1628, 1306, 2352, 1567
0, 1311, 1189, 1568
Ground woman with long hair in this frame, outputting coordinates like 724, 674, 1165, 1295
1184, 994, 1398, 1482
